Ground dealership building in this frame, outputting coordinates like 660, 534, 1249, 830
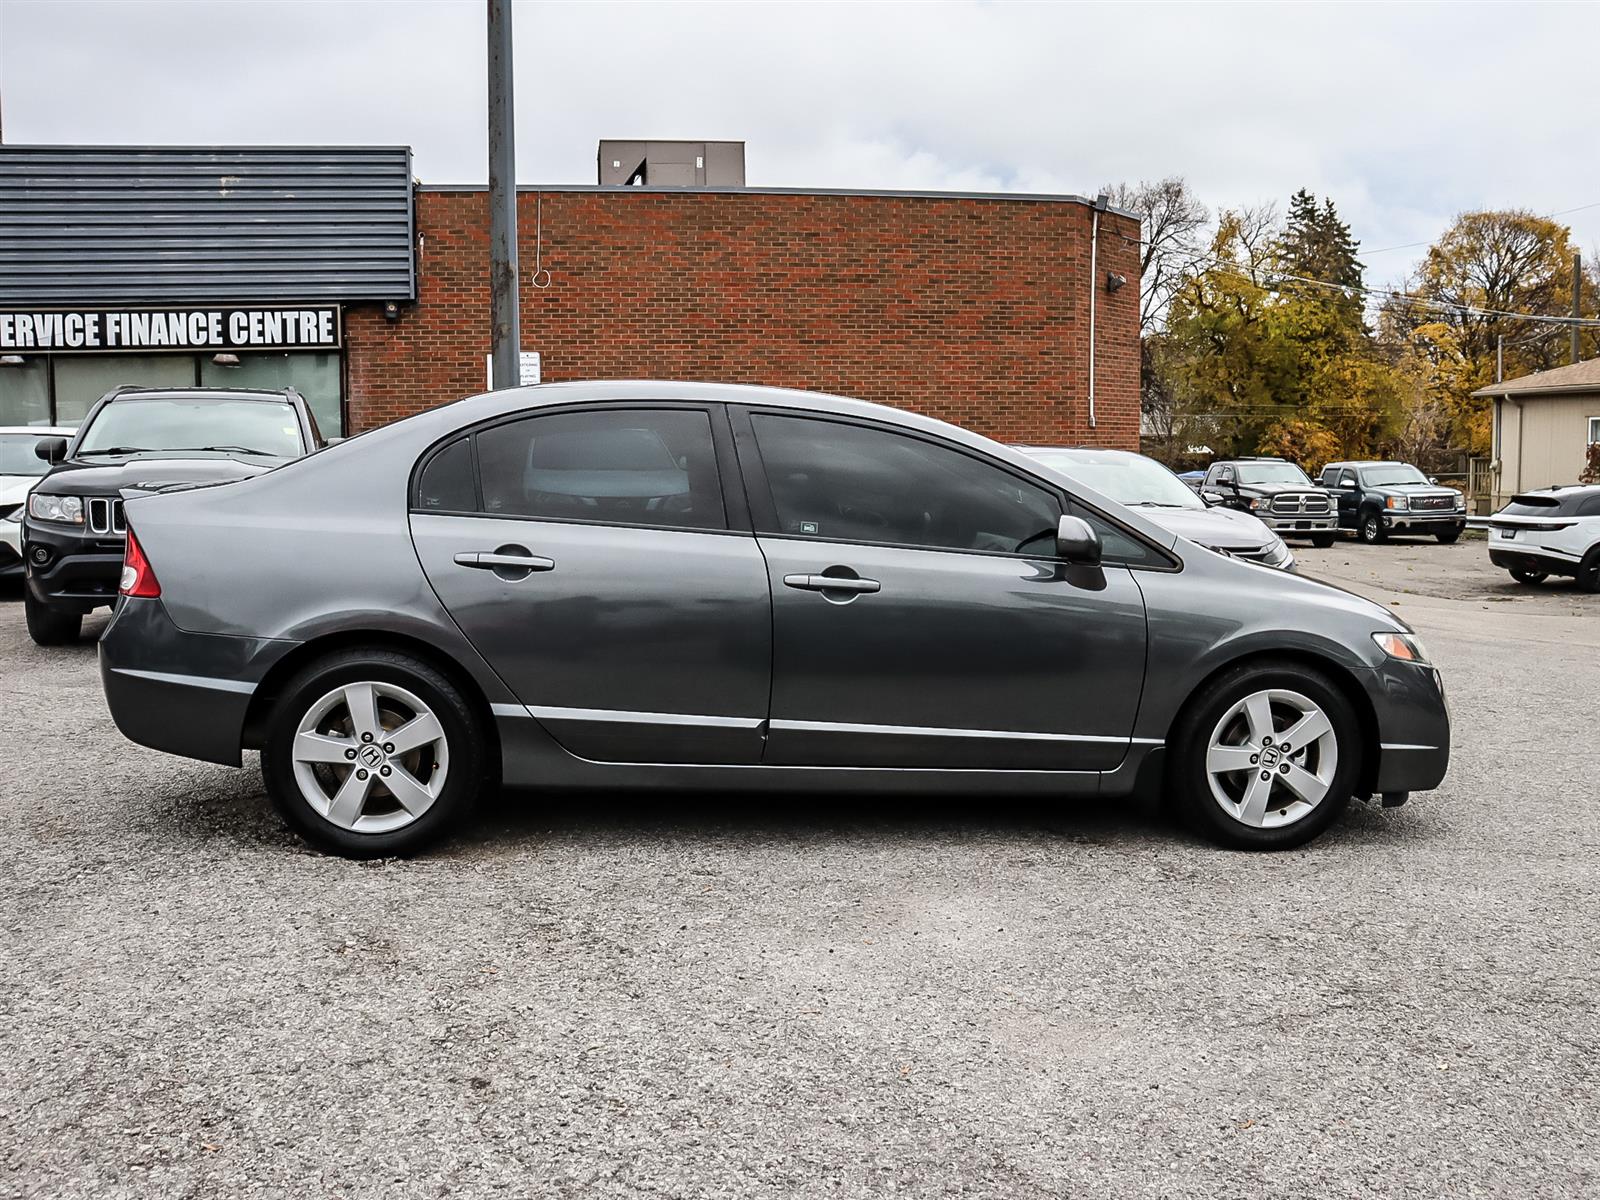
0, 144, 1139, 446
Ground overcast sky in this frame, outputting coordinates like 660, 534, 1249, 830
3, 0, 1598, 285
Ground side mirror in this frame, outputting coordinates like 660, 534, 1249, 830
1341, 479, 1358, 488
1428, 476, 1439, 485
1199, 490, 1226, 507
35, 437, 67, 464
1055, 514, 1102, 566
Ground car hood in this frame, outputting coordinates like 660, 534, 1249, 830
1382, 483, 1460, 498
36, 454, 284, 498
1239, 480, 1326, 496
1134, 504, 1276, 551
0, 474, 47, 507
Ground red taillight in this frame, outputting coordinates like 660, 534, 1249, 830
120, 527, 161, 598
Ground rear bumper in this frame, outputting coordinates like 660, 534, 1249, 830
99, 596, 297, 766
1489, 546, 1581, 573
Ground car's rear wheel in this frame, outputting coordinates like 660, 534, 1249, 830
1509, 568, 1548, 586
1169, 660, 1360, 850
1435, 530, 1462, 544
1577, 548, 1600, 594
1311, 532, 1336, 548
1358, 513, 1386, 544
24, 590, 82, 646
261, 648, 487, 857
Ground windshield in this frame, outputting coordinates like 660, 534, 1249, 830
1236, 462, 1312, 485
0, 433, 51, 477
1025, 448, 1203, 509
77, 397, 303, 458
1360, 464, 1429, 487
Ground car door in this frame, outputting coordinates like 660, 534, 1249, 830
732, 408, 1150, 771
1336, 468, 1360, 527
409, 403, 771, 763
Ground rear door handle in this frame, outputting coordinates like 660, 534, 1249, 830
454, 551, 556, 572
783, 573, 881, 594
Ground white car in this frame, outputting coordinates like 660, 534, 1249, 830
0, 425, 77, 581
1486, 484, 1600, 591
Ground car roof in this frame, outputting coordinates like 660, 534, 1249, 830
0, 425, 75, 435
1012, 444, 1143, 458
103, 386, 301, 403
1517, 483, 1600, 496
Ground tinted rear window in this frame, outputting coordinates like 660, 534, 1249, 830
1501, 492, 1594, 518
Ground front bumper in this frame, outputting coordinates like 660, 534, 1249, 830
99, 596, 297, 766
22, 517, 124, 612
1383, 511, 1467, 532
1364, 657, 1451, 794
1256, 512, 1337, 534
0, 520, 21, 577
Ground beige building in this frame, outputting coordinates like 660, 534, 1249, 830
1474, 359, 1600, 506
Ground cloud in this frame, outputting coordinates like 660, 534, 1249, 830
4, 0, 1599, 282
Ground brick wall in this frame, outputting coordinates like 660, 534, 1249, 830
345, 188, 1140, 448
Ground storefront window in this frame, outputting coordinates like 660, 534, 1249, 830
54, 354, 198, 425
199, 351, 343, 438
0, 357, 52, 426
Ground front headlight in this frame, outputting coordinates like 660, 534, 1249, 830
1372, 631, 1430, 665
27, 493, 84, 525
1265, 538, 1295, 568
1247, 497, 1263, 510
1453, 492, 1466, 510
1385, 495, 1409, 510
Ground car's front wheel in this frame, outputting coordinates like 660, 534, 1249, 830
1509, 568, 1548, 586
261, 648, 487, 857
24, 590, 82, 646
1435, 530, 1462, 545
1310, 532, 1336, 548
1169, 660, 1360, 850
1357, 513, 1386, 544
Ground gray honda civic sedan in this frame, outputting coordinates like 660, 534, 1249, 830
99, 382, 1449, 857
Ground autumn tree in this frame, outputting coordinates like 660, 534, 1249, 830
1380, 210, 1597, 454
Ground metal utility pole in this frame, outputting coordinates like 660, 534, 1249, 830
1572, 251, 1582, 365
487, 0, 520, 390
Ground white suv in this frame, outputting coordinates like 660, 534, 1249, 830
1487, 484, 1600, 591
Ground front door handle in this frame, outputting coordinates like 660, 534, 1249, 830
783, 573, 881, 594
454, 550, 556, 573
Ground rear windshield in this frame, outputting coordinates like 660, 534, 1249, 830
1500, 492, 1595, 518
77, 397, 304, 458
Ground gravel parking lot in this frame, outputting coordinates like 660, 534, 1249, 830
2, 541, 1596, 1199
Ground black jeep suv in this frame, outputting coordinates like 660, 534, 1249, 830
1200, 457, 1337, 547
21, 385, 321, 645
1317, 460, 1467, 544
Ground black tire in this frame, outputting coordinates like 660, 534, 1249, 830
1577, 548, 1600, 594
1168, 659, 1361, 851
24, 590, 82, 646
261, 647, 487, 858
1509, 568, 1548, 586
1310, 533, 1336, 548
1357, 512, 1386, 545
1435, 530, 1462, 545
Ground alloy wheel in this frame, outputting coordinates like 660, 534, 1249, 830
290, 681, 450, 833
1204, 688, 1339, 829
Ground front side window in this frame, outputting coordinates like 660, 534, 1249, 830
77, 396, 304, 458
474, 408, 725, 530
1023, 448, 1203, 511
750, 414, 1060, 555
1340, 471, 1358, 488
